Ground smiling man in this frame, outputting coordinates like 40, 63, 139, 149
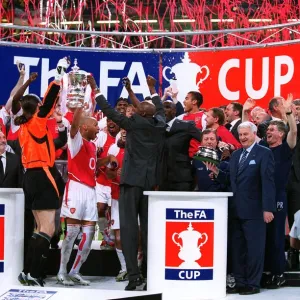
221, 121, 276, 295
262, 94, 297, 289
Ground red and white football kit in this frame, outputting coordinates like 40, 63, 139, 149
178, 111, 206, 158
94, 131, 116, 205
108, 143, 125, 230
60, 131, 98, 222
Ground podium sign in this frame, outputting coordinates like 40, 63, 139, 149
145, 192, 232, 300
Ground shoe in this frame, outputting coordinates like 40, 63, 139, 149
287, 248, 299, 270
18, 272, 28, 285
27, 273, 45, 287
239, 286, 260, 295
226, 273, 236, 288
260, 272, 272, 288
226, 286, 241, 294
266, 274, 286, 289
69, 273, 90, 286
125, 277, 144, 291
57, 273, 75, 286
115, 270, 128, 282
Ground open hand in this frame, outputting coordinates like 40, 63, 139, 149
283, 93, 293, 113
243, 98, 256, 111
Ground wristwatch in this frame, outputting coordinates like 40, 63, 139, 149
286, 111, 293, 115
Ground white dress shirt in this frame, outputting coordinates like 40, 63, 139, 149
0, 151, 6, 173
166, 118, 176, 131
239, 141, 256, 162
230, 118, 241, 131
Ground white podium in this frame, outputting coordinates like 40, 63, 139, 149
145, 191, 232, 300
0, 189, 24, 287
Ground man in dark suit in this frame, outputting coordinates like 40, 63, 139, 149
89, 75, 165, 291
0, 131, 22, 188
225, 102, 243, 142
160, 100, 201, 191
227, 122, 275, 295
209, 121, 276, 295
287, 122, 300, 268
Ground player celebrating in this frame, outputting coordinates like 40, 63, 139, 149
15, 57, 70, 287
106, 129, 127, 281
57, 105, 99, 286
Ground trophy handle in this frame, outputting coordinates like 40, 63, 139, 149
198, 233, 208, 248
172, 233, 182, 249
162, 66, 173, 83
196, 66, 210, 86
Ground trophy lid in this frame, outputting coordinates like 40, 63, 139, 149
194, 146, 219, 165
69, 58, 87, 75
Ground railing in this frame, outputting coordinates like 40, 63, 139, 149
1, 21, 300, 52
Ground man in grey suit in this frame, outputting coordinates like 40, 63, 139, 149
88, 75, 165, 291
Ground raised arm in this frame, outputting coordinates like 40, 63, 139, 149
5, 62, 26, 112
11, 72, 38, 115
147, 75, 165, 121
284, 93, 297, 149
87, 75, 131, 130
242, 98, 256, 122
38, 57, 70, 118
70, 106, 84, 139
123, 77, 142, 111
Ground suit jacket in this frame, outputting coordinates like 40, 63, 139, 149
218, 143, 276, 219
161, 119, 201, 187
230, 119, 242, 142
96, 94, 166, 189
289, 123, 300, 182
0, 152, 22, 188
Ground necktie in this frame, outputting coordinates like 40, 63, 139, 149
238, 149, 248, 173
0, 156, 4, 183
225, 123, 232, 130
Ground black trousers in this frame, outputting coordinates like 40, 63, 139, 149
119, 184, 149, 281
160, 181, 193, 192
231, 218, 266, 288
287, 176, 300, 229
264, 209, 286, 275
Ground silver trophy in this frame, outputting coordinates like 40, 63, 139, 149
67, 58, 88, 108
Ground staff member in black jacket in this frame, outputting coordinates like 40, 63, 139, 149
160, 100, 201, 191
89, 74, 165, 291
0, 131, 22, 188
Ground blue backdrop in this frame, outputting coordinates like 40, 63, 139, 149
0, 46, 159, 106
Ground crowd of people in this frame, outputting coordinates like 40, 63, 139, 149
1, 57, 300, 295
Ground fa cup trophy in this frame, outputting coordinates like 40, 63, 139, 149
67, 58, 89, 108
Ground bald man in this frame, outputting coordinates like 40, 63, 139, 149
90, 75, 165, 291
57, 107, 100, 286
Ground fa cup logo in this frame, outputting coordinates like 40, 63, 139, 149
172, 222, 208, 269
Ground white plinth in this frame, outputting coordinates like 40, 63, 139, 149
0, 189, 24, 288
145, 191, 233, 300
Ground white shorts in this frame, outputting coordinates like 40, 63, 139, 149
290, 210, 300, 239
111, 199, 120, 230
110, 199, 140, 230
61, 180, 98, 222
96, 183, 112, 206
290, 222, 299, 239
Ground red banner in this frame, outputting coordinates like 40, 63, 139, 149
163, 44, 300, 109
